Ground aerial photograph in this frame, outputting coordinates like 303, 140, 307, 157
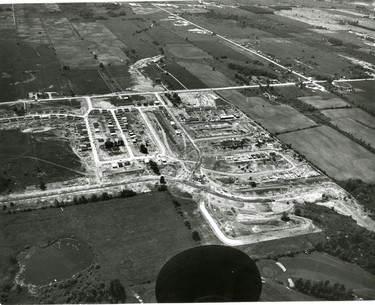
0, 0, 375, 303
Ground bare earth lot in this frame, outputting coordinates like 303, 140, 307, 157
278, 126, 375, 183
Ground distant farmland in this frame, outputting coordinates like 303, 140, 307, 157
278, 126, 375, 183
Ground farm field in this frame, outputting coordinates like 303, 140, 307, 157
164, 62, 208, 89
0, 192, 196, 303
344, 81, 375, 113
0, 129, 84, 193
322, 108, 375, 147
278, 126, 375, 183
100, 19, 161, 59
298, 95, 349, 109
218, 91, 317, 134
178, 61, 236, 88
192, 40, 254, 63
243, 104, 317, 134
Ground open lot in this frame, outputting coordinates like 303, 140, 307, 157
0, 129, 84, 192
0, 192, 196, 302
278, 126, 375, 183
322, 108, 375, 147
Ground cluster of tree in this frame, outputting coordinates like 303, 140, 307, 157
105, 139, 125, 149
281, 211, 290, 222
139, 144, 148, 154
172, 199, 192, 230
165, 92, 182, 107
234, 73, 250, 85
149, 160, 160, 175
78, 7, 94, 19
239, 6, 274, 14
0, 176, 11, 193
106, 10, 126, 17
192, 231, 201, 244
294, 278, 354, 300
40, 278, 126, 304
54, 189, 137, 208
228, 62, 278, 79
337, 179, 375, 220
328, 37, 343, 46
220, 138, 249, 150
12, 105, 26, 116
299, 203, 375, 275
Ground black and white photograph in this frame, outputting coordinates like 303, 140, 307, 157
0, 0, 375, 303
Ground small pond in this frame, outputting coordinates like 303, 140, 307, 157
18, 237, 93, 286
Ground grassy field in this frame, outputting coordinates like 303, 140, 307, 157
178, 61, 236, 88
344, 80, 375, 113
43, 18, 97, 69
0, 129, 84, 192
0, 192, 196, 302
0, 36, 20, 102
278, 126, 375, 183
166, 43, 212, 60
322, 108, 375, 147
147, 23, 187, 45
280, 252, 375, 299
298, 95, 349, 109
64, 69, 111, 95
192, 40, 253, 63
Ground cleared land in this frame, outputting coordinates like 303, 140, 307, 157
322, 108, 375, 147
278, 126, 375, 183
0, 192, 196, 301
166, 43, 212, 60
178, 61, 236, 88
298, 95, 349, 109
